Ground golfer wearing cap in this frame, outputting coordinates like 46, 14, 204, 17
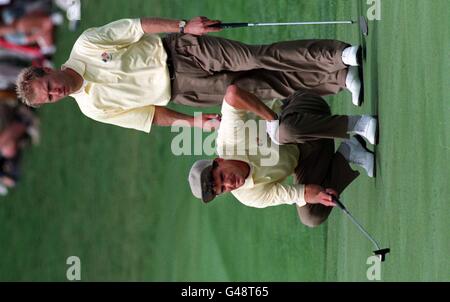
188, 85, 376, 227
15, 16, 362, 133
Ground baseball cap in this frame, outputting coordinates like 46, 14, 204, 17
188, 160, 216, 203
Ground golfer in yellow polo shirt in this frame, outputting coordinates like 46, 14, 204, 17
15, 16, 363, 132
15, 17, 222, 132
188, 85, 377, 227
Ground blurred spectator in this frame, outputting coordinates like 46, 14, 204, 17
0, 54, 30, 90
0, 10, 62, 55
0, 0, 47, 196
1, 0, 52, 23
0, 90, 16, 100
0, 102, 39, 195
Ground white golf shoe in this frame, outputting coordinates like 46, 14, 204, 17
342, 45, 361, 66
349, 115, 378, 145
338, 136, 375, 178
346, 66, 362, 106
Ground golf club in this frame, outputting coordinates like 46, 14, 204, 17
209, 16, 369, 36
332, 196, 390, 261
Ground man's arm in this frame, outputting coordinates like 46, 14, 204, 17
223, 85, 277, 121
235, 183, 338, 208
140, 16, 221, 35
153, 106, 220, 130
82, 17, 221, 47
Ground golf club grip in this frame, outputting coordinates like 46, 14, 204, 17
209, 22, 249, 29
332, 196, 347, 210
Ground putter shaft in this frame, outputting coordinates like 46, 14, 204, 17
342, 209, 381, 250
332, 196, 381, 250
211, 20, 354, 29
248, 21, 354, 26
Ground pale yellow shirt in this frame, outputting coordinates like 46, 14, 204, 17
216, 101, 306, 208
63, 18, 171, 133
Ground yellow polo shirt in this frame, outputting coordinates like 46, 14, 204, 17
216, 100, 306, 208
63, 18, 171, 133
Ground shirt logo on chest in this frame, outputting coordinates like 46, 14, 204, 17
101, 52, 112, 63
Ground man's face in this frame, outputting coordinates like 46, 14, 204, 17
211, 158, 248, 195
30, 69, 73, 105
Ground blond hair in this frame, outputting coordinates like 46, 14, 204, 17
15, 66, 47, 108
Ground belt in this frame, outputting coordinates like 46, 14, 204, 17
162, 37, 175, 80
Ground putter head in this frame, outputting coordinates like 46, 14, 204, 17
373, 248, 390, 262
359, 16, 369, 36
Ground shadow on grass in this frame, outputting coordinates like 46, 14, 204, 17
357, 1, 382, 183
364, 21, 382, 183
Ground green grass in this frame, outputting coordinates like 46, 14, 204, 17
0, 0, 448, 281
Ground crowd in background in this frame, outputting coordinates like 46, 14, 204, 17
0, 0, 80, 196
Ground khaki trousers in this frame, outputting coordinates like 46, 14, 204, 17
277, 91, 350, 143
277, 91, 360, 227
162, 34, 349, 107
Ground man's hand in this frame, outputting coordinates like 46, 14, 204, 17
304, 184, 339, 207
185, 16, 222, 35
201, 114, 221, 131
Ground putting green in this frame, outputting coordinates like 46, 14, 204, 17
0, 0, 448, 281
